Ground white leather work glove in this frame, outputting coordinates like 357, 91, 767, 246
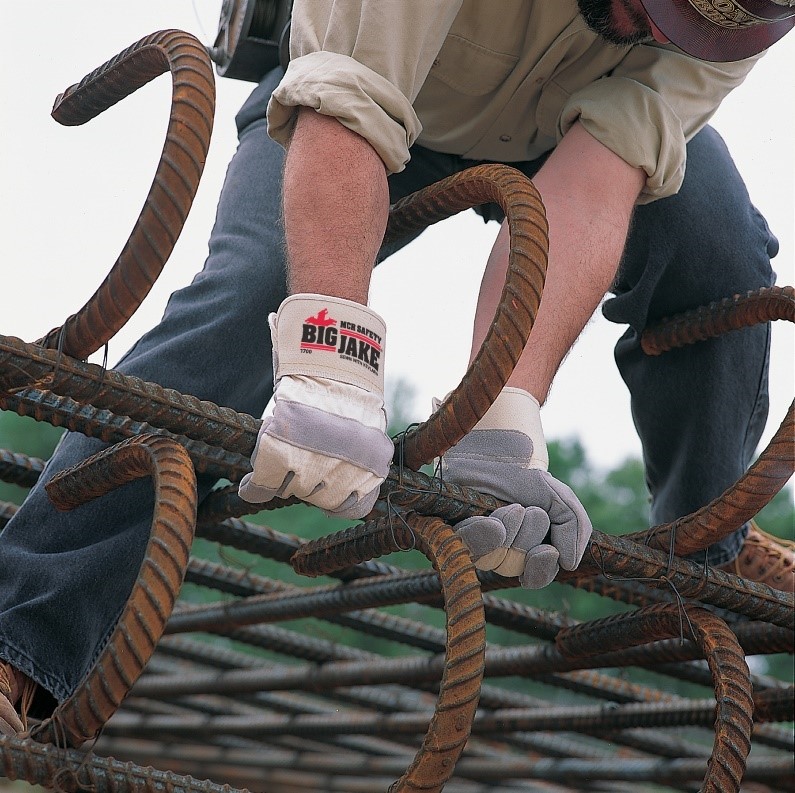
441, 387, 592, 588
239, 294, 394, 519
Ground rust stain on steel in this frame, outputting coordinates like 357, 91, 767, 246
0, 333, 262, 454
629, 402, 793, 556
0, 448, 45, 488
0, 733, 245, 793
0, 387, 251, 481
294, 514, 486, 793
641, 285, 795, 356
387, 165, 549, 470
556, 604, 754, 793
36, 31, 215, 361
633, 286, 795, 557
31, 435, 196, 748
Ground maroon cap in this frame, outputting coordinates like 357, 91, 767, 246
639, 0, 795, 61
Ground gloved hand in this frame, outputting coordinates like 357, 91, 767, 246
239, 294, 394, 519
441, 387, 592, 588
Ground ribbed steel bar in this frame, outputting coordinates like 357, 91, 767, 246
151, 634, 666, 768
150, 630, 734, 773
6, 324, 739, 614
384, 165, 548, 469
120, 683, 443, 787
100, 697, 729, 738
163, 529, 793, 636
182, 514, 487, 793
30, 434, 197, 748
753, 686, 795, 723
160, 627, 789, 759
380, 515, 486, 793
130, 659, 552, 793
0, 448, 45, 488
36, 30, 215, 360
0, 334, 261, 453
181, 556, 793, 692
630, 286, 795, 555
36, 739, 794, 787
197, 511, 783, 667
85, 738, 571, 793
641, 285, 795, 356
0, 734, 245, 793
626, 404, 793, 556
556, 605, 754, 793
0, 388, 250, 480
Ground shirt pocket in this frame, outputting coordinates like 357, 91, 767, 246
429, 34, 518, 96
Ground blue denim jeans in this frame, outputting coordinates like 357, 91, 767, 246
0, 68, 777, 702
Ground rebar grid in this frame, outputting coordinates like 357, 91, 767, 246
1, 27, 793, 793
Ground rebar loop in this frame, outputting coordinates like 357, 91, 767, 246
385, 165, 548, 469
35, 30, 215, 360
0, 733, 246, 793
294, 514, 486, 793
30, 435, 197, 748
556, 604, 754, 793
632, 285, 795, 555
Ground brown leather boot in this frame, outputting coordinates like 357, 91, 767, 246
716, 524, 795, 594
0, 661, 35, 736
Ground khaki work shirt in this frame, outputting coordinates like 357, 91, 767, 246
267, 0, 760, 202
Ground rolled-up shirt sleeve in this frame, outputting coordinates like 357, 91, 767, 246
558, 45, 760, 202
268, 0, 463, 173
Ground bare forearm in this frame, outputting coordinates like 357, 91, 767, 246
470, 122, 645, 403
283, 108, 390, 304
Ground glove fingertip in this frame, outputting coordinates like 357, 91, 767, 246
519, 544, 559, 589
238, 474, 277, 505
323, 486, 380, 521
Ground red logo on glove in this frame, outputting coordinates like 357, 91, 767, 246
301, 308, 382, 374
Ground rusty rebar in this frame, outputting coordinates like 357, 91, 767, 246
556, 605, 754, 793
37, 739, 794, 787
30, 435, 197, 748
36, 30, 215, 360
0, 734, 246, 793
641, 285, 795, 356
0, 448, 45, 488
0, 333, 261, 453
630, 286, 795, 555
385, 165, 548, 469
366, 515, 486, 793
0, 387, 250, 481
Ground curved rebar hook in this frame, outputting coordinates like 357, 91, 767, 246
30, 434, 197, 748
291, 513, 486, 793
556, 604, 754, 793
385, 165, 548, 471
36, 30, 215, 361
629, 286, 795, 556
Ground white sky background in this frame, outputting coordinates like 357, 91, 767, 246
1, 2, 793, 471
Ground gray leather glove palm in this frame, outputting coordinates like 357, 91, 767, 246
442, 388, 592, 588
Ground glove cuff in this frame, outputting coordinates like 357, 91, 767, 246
472, 387, 548, 470
271, 294, 386, 394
